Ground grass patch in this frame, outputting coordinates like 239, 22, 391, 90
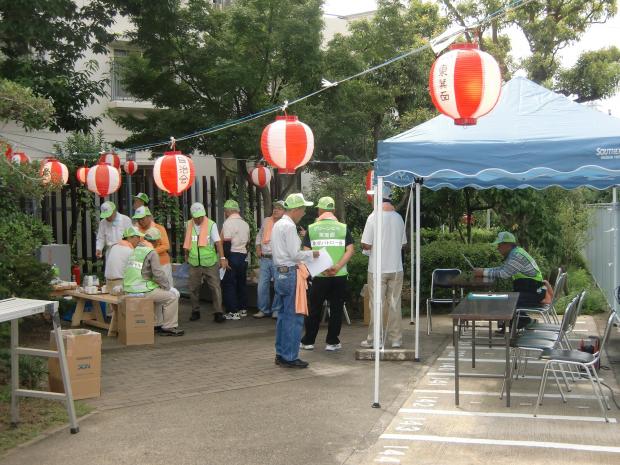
0, 386, 92, 455
556, 267, 609, 315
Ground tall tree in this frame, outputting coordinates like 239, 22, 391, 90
0, 0, 119, 132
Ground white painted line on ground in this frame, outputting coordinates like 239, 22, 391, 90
379, 434, 620, 453
398, 408, 617, 423
415, 388, 609, 400
572, 329, 589, 332
438, 357, 545, 365
426, 372, 604, 381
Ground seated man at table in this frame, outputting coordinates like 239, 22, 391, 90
473, 231, 546, 332
105, 227, 146, 294
123, 227, 185, 337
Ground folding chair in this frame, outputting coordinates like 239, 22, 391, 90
519, 272, 567, 324
426, 268, 461, 335
321, 301, 351, 325
534, 309, 618, 422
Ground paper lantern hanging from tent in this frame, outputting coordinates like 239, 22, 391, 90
86, 162, 121, 196
153, 150, 195, 196
76, 166, 89, 184
365, 169, 374, 203
40, 159, 69, 185
260, 115, 314, 174
98, 151, 121, 169
250, 165, 272, 188
3, 143, 13, 161
124, 160, 138, 175
10, 151, 31, 165
429, 43, 501, 126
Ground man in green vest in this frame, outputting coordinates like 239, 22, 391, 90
474, 231, 545, 332
183, 202, 229, 323
123, 227, 185, 336
300, 196, 354, 351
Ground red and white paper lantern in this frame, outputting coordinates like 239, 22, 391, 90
153, 150, 195, 196
250, 165, 272, 188
10, 151, 30, 165
365, 169, 374, 203
98, 151, 121, 169
4, 143, 13, 161
76, 166, 89, 184
86, 162, 121, 196
40, 159, 69, 185
260, 115, 314, 174
429, 43, 501, 126
124, 160, 138, 175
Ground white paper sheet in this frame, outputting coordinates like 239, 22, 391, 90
303, 248, 334, 277
219, 268, 226, 280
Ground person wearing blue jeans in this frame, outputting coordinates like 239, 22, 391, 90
271, 193, 319, 368
254, 201, 286, 319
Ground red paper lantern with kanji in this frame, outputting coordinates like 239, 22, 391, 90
40, 159, 69, 185
124, 160, 138, 175
260, 115, 314, 174
76, 166, 89, 184
86, 162, 121, 196
98, 151, 121, 169
250, 165, 272, 188
429, 43, 502, 126
10, 151, 30, 165
365, 169, 374, 203
153, 150, 195, 196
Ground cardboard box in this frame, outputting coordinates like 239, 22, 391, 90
48, 329, 101, 400
362, 284, 370, 326
118, 297, 154, 346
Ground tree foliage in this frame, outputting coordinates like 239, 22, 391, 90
0, 0, 118, 131
0, 79, 54, 130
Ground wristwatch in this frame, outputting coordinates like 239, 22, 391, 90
220, 257, 227, 260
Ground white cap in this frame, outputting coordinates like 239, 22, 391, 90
366, 184, 392, 199
190, 202, 206, 218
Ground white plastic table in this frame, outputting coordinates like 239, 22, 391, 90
0, 297, 79, 433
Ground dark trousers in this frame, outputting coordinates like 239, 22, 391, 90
222, 252, 248, 312
500, 279, 546, 330
302, 276, 348, 345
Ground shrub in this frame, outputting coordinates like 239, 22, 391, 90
555, 267, 609, 315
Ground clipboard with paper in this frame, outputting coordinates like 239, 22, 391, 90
303, 248, 334, 277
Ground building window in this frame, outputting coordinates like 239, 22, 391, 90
110, 48, 138, 101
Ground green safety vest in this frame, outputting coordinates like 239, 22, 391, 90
308, 219, 348, 277
511, 247, 543, 282
123, 246, 159, 294
188, 218, 217, 267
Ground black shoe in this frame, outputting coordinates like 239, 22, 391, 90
213, 312, 226, 323
280, 358, 309, 369
275, 355, 284, 366
154, 325, 162, 333
159, 327, 185, 337
189, 311, 200, 321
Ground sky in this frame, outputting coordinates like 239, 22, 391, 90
323, 0, 620, 116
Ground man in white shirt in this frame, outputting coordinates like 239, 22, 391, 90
104, 226, 144, 292
271, 193, 319, 369
253, 200, 286, 319
360, 186, 407, 349
95, 201, 133, 259
221, 199, 251, 319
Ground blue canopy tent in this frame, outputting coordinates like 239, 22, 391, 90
367, 77, 620, 406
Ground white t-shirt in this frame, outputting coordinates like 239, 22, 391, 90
361, 209, 407, 273
221, 215, 250, 254
194, 221, 221, 244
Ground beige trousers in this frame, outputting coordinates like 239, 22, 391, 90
366, 271, 404, 345
189, 264, 223, 314
148, 288, 179, 329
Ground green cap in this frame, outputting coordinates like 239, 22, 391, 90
123, 226, 145, 239
190, 202, 206, 218
144, 227, 161, 241
133, 193, 149, 204
492, 231, 516, 245
272, 200, 285, 210
132, 206, 152, 219
224, 199, 240, 210
284, 193, 313, 209
317, 196, 335, 211
100, 201, 116, 219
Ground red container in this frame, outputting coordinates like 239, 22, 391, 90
71, 265, 81, 285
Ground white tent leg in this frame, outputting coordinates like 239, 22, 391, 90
614, 187, 618, 314
415, 181, 421, 361
372, 176, 384, 408
410, 185, 415, 325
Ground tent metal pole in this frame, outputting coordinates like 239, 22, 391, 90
415, 181, 421, 361
614, 187, 618, 314
372, 176, 384, 408
410, 186, 415, 325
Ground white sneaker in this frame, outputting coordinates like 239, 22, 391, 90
325, 343, 342, 351
360, 340, 374, 348
391, 341, 402, 349
253, 311, 268, 319
239, 309, 248, 317
225, 312, 241, 320
271, 311, 278, 319
300, 343, 314, 350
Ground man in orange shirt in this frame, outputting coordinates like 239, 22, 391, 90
133, 206, 172, 287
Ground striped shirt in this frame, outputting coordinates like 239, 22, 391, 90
483, 247, 539, 280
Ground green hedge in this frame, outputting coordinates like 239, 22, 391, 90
555, 268, 608, 315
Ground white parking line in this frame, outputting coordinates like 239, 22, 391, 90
415, 388, 609, 400
398, 408, 616, 423
425, 372, 604, 381
379, 434, 620, 453
437, 357, 545, 365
